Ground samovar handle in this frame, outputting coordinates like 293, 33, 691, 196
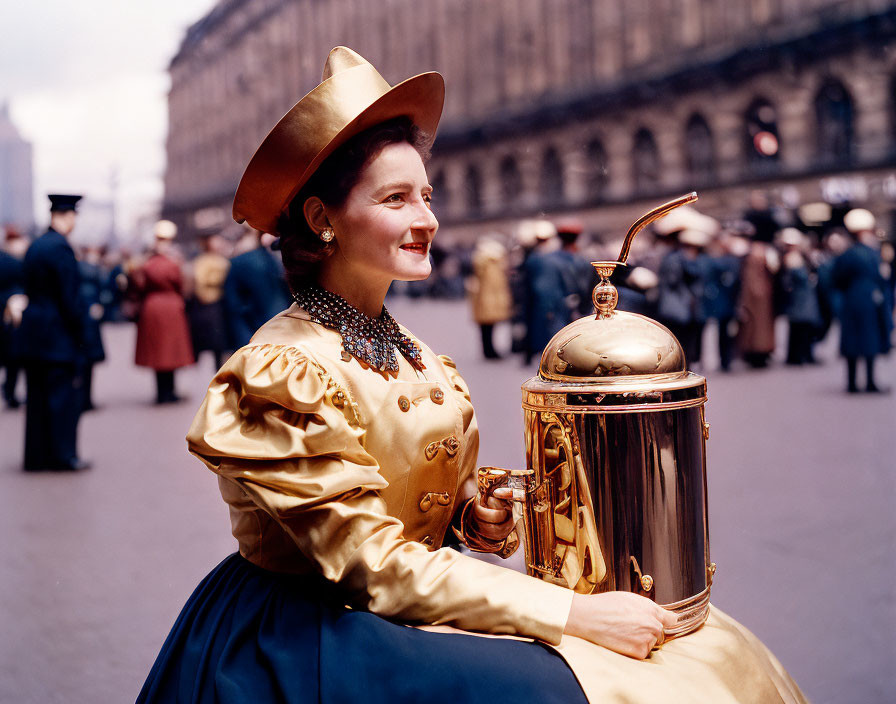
591, 192, 699, 319
616, 191, 698, 264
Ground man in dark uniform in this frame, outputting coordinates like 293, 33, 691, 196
224, 228, 292, 347
0, 228, 26, 407
19, 194, 90, 471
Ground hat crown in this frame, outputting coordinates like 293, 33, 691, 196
322, 46, 371, 81
233, 46, 444, 234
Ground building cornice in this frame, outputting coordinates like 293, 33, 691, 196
433, 7, 896, 153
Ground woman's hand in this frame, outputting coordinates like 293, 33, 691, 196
563, 592, 678, 660
469, 486, 515, 542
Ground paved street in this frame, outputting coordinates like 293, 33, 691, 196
1, 298, 893, 703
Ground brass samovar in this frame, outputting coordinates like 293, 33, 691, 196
494, 193, 716, 638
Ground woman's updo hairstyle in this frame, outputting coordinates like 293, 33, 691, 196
277, 116, 430, 292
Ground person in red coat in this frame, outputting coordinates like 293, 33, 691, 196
131, 220, 194, 403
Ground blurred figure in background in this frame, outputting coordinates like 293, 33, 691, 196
778, 228, 822, 366
77, 246, 107, 410
815, 230, 850, 344
615, 265, 659, 317
833, 209, 891, 393
508, 221, 540, 360
654, 206, 716, 369
550, 219, 596, 319
188, 233, 231, 370
1, 226, 26, 407
738, 238, 780, 368
20, 195, 90, 471
743, 190, 780, 245
467, 236, 512, 359
703, 227, 746, 372
99, 248, 128, 323
880, 237, 895, 329
130, 220, 195, 404
224, 226, 292, 348
519, 220, 566, 365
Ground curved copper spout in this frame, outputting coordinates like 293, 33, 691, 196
617, 192, 698, 264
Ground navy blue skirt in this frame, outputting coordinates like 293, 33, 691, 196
138, 553, 587, 703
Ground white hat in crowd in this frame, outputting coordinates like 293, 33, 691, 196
843, 208, 876, 235
154, 220, 178, 240
778, 227, 804, 247
654, 205, 719, 238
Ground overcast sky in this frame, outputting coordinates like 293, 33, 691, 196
2, 1, 216, 240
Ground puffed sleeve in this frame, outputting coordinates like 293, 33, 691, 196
187, 343, 574, 643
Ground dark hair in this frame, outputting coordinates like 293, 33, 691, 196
277, 116, 430, 292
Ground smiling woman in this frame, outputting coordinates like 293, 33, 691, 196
137, 46, 806, 704
277, 118, 437, 316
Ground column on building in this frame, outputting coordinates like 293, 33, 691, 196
708, 94, 745, 186
775, 75, 816, 173
604, 121, 634, 201
847, 53, 890, 165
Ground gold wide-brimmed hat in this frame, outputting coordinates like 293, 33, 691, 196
233, 46, 445, 234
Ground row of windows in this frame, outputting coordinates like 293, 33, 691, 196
435, 78, 858, 217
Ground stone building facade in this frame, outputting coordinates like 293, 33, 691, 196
163, 0, 896, 244
0, 103, 34, 234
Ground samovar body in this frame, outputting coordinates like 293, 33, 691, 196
515, 195, 715, 637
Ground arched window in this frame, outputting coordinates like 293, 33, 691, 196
430, 169, 448, 214
464, 164, 482, 216
685, 113, 715, 184
585, 138, 609, 200
815, 78, 854, 165
744, 98, 780, 175
541, 146, 565, 206
499, 155, 523, 207
632, 128, 660, 192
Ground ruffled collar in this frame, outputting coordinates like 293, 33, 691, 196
292, 285, 425, 373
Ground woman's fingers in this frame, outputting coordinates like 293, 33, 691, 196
658, 607, 679, 630
491, 487, 513, 501
478, 491, 512, 510
564, 592, 678, 660
473, 503, 510, 524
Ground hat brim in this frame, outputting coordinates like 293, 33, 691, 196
233, 71, 444, 235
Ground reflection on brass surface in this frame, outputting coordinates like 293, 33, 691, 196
517, 194, 714, 638
539, 311, 687, 381
630, 556, 654, 594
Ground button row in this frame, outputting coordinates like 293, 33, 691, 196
397, 387, 446, 412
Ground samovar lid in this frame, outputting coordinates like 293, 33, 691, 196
539, 310, 685, 381
534, 193, 698, 389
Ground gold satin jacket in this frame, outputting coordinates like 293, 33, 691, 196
186, 305, 573, 642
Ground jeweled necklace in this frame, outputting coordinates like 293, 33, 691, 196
293, 285, 425, 373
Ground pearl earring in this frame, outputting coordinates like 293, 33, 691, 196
320, 228, 335, 242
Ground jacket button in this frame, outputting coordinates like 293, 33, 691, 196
419, 491, 451, 512
430, 388, 444, 404
398, 396, 410, 412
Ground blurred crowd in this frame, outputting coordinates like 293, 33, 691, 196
3, 188, 894, 451
461, 192, 895, 393
0, 216, 291, 416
